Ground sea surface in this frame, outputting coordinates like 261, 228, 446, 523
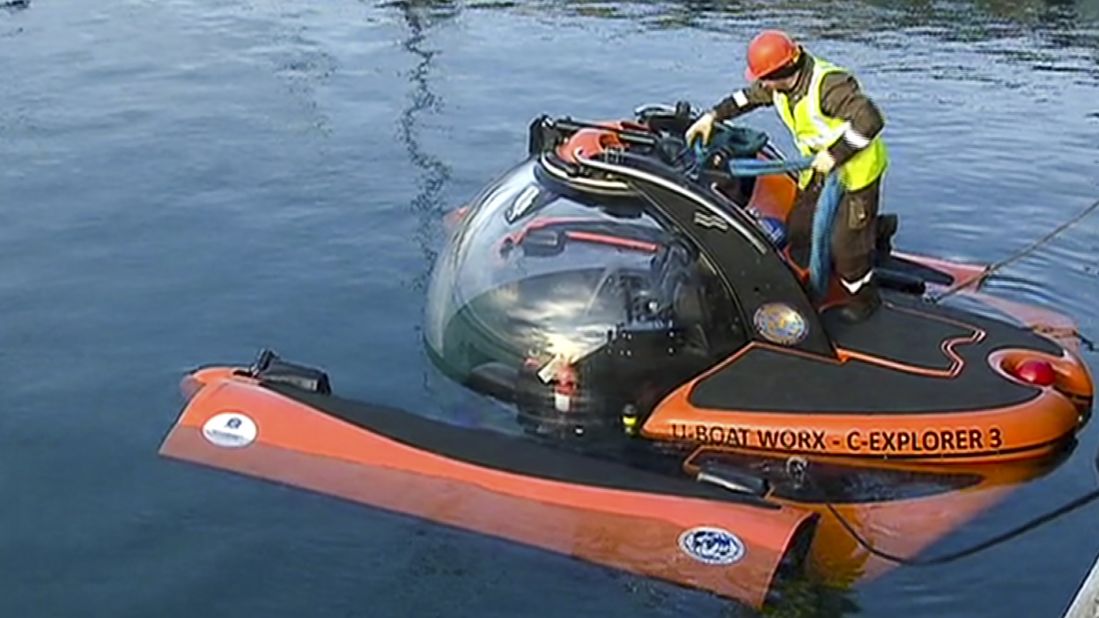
2, 0, 1098, 616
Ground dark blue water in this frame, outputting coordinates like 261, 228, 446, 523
3, 1, 1097, 616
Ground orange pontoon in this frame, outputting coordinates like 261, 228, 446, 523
159, 352, 1070, 608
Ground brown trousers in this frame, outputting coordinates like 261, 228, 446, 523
787, 176, 881, 284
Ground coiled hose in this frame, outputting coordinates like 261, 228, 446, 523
725, 156, 841, 298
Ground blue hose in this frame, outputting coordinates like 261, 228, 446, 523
719, 152, 841, 298
808, 175, 841, 298
727, 156, 811, 176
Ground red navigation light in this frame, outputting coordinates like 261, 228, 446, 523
1014, 359, 1056, 387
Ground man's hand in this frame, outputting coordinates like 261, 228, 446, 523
811, 150, 836, 175
685, 112, 716, 146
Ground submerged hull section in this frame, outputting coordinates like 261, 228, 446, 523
159, 368, 816, 609
680, 449, 1063, 586
158, 355, 1076, 607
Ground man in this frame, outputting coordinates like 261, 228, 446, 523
686, 29, 889, 322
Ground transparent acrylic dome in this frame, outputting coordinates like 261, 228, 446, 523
424, 158, 705, 382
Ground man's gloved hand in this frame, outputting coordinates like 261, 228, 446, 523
811, 150, 836, 175
685, 112, 716, 147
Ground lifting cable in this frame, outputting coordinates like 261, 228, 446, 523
927, 196, 1099, 304
784, 453, 1099, 566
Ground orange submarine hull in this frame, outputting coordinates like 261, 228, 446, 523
158, 354, 1075, 608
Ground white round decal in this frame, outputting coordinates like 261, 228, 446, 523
202, 412, 258, 448
678, 526, 746, 565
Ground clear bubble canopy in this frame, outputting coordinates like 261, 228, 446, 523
424, 156, 736, 386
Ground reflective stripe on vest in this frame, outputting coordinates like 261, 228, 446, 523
772, 56, 888, 191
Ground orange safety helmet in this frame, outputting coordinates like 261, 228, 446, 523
744, 30, 800, 81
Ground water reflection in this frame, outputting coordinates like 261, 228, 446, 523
389, 0, 503, 428
389, 0, 457, 291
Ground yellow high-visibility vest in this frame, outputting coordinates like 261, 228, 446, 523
772, 56, 888, 191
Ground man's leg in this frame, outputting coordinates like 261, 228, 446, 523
832, 178, 882, 322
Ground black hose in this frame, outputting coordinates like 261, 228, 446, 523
1080, 332, 1096, 353
824, 489, 1099, 566
798, 449, 1099, 566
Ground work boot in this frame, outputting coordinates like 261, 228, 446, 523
837, 279, 881, 323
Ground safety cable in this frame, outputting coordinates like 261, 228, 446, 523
787, 452, 1099, 566
927, 196, 1099, 304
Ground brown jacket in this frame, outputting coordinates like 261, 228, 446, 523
710, 54, 885, 166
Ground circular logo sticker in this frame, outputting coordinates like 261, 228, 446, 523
753, 302, 808, 346
678, 526, 746, 566
202, 412, 258, 448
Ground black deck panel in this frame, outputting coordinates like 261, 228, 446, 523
689, 344, 1039, 414
690, 290, 1064, 414
263, 382, 778, 509
888, 292, 1063, 355
822, 300, 976, 371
